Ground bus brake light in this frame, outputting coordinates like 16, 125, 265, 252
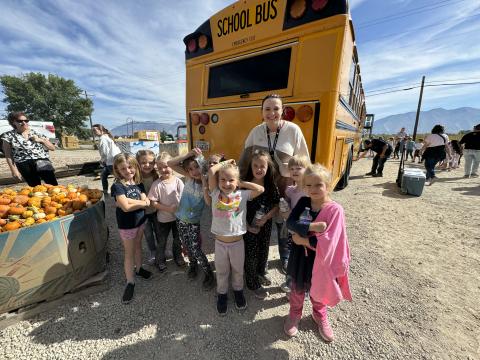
312, 0, 329, 12
198, 35, 209, 49
200, 113, 210, 125
290, 0, 307, 19
297, 105, 313, 122
187, 38, 197, 53
283, 107, 296, 121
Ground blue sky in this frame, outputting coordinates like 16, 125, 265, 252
0, 0, 479, 130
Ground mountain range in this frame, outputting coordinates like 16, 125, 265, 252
372, 107, 479, 134
111, 121, 185, 137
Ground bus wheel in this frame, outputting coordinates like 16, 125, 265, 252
335, 148, 353, 191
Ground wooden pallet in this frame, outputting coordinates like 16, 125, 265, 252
0, 270, 108, 330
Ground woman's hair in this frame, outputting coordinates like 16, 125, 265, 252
92, 124, 114, 140
156, 151, 172, 163
288, 154, 310, 169
431, 124, 445, 134
450, 140, 462, 155
302, 163, 333, 191
241, 149, 277, 196
112, 153, 142, 184
7, 111, 26, 127
261, 94, 283, 109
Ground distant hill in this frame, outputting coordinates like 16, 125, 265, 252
111, 121, 185, 137
372, 107, 480, 134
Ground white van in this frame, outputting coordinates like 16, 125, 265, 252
0, 119, 59, 145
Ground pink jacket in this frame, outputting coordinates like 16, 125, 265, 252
310, 201, 352, 307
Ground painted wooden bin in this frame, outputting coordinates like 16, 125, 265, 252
0, 199, 107, 314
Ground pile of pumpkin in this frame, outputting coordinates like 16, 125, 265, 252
0, 184, 103, 232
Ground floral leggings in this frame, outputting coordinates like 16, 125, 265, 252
176, 220, 211, 273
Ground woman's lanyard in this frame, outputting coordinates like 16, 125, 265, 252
266, 125, 281, 158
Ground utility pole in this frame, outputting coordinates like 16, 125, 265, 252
84, 90, 95, 142
412, 76, 425, 141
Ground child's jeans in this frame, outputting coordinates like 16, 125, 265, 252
143, 213, 157, 254
154, 219, 182, 264
215, 238, 244, 294
289, 284, 327, 320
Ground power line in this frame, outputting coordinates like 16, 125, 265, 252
365, 81, 480, 97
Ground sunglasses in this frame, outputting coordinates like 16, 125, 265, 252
15, 119, 29, 124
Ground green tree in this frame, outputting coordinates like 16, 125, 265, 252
1, 72, 93, 139
160, 130, 168, 142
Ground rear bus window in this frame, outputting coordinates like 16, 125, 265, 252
208, 47, 291, 98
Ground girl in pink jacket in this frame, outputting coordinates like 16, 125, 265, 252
284, 164, 352, 342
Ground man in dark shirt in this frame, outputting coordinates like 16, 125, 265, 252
459, 123, 480, 178
355, 138, 393, 177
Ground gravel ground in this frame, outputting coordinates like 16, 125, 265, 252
0, 157, 479, 359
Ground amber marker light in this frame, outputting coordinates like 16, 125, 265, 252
198, 35, 209, 49
297, 105, 313, 122
290, 0, 307, 19
191, 113, 200, 126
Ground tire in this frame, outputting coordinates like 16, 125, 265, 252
335, 147, 353, 191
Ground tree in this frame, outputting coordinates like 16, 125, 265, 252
1, 72, 93, 139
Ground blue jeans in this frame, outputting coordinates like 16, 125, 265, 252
143, 213, 157, 253
424, 156, 440, 180
101, 165, 113, 192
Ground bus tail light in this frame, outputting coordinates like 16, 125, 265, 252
200, 113, 210, 125
283, 107, 296, 121
187, 38, 197, 53
289, 0, 307, 19
312, 0, 329, 12
297, 105, 313, 122
198, 35, 209, 49
199, 125, 206, 135
191, 113, 200, 126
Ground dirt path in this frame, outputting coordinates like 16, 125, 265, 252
0, 157, 479, 359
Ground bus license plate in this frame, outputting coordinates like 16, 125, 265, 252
195, 140, 210, 151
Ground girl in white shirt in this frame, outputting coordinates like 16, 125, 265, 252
93, 124, 122, 193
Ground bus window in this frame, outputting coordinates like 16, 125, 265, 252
208, 47, 292, 98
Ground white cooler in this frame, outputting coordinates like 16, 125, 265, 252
401, 168, 426, 196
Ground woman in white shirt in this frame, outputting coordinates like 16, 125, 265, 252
421, 124, 451, 185
93, 124, 122, 193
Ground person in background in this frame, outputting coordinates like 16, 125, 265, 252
137, 150, 158, 265
413, 138, 424, 163
355, 138, 392, 177
405, 136, 415, 161
93, 124, 121, 194
459, 123, 480, 178
421, 124, 451, 186
449, 140, 463, 170
1, 111, 58, 186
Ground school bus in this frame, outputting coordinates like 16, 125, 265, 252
183, 0, 366, 189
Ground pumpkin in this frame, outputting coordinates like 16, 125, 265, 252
44, 206, 57, 215
0, 219, 7, 226
0, 197, 12, 205
0, 204, 10, 218
45, 214, 56, 220
13, 195, 29, 206
22, 217, 35, 226
35, 218, 47, 224
4, 221, 21, 231
19, 188, 31, 196
28, 197, 42, 207
22, 210, 34, 218
8, 205, 26, 216
33, 185, 47, 193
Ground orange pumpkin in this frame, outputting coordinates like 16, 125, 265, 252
8, 205, 26, 216
19, 188, 31, 196
44, 206, 57, 215
78, 194, 88, 202
45, 213, 56, 220
0, 205, 10, 218
33, 185, 47, 193
0, 197, 12, 205
36, 218, 47, 224
28, 197, 42, 207
13, 195, 29, 206
4, 221, 21, 231
0, 219, 7, 226
67, 192, 78, 200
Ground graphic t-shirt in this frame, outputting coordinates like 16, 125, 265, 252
211, 188, 251, 236
111, 182, 146, 229
175, 178, 205, 224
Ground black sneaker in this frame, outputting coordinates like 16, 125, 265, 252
233, 290, 247, 310
187, 263, 198, 279
156, 262, 167, 273
202, 270, 215, 291
372, 173, 383, 177
135, 267, 152, 280
122, 283, 135, 304
365, 172, 375, 176
258, 273, 272, 286
217, 293, 228, 316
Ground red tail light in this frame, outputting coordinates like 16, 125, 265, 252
297, 105, 313, 122
283, 107, 295, 121
200, 113, 210, 125
290, 0, 307, 19
187, 38, 197, 53
312, 0, 328, 11
46, 125, 55, 133
191, 113, 200, 126
198, 35, 209, 49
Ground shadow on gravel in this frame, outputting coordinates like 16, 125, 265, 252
451, 185, 480, 196
372, 182, 410, 199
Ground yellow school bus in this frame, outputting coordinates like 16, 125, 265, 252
183, 0, 366, 189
